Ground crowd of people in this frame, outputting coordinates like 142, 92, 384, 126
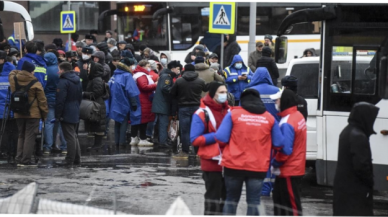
0, 29, 378, 216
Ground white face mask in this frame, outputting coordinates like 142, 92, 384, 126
131, 65, 136, 71
161, 58, 167, 65
82, 54, 90, 60
216, 93, 227, 103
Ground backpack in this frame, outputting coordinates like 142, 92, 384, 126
10, 76, 37, 116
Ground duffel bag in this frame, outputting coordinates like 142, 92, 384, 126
79, 99, 101, 122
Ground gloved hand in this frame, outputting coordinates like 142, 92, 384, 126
271, 166, 281, 176
131, 105, 137, 111
50, 118, 57, 123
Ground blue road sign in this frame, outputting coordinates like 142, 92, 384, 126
209, 2, 235, 34
60, 11, 76, 33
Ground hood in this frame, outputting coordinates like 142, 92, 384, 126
194, 62, 210, 71
227, 34, 237, 43
247, 67, 274, 87
134, 65, 150, 75
229, 54, 247, 69
61, 71, 81, 84
92, 51, 105, 64
44, 52, 58, 66
1, 62, 16, 76
148, 60, 158, 70
193, 45, 204, 52
182, 70, 199, 81
280, 89, 298, 112
303, 48, 317, 57
262, 47, 272, 57
13, 70, 37, 83
25, 53, 47, 67
348, 102, 380, 137
116, 62, 131, 73
88, 62, 104, 79
160, 52, 171, 63
240, 89, 266, 114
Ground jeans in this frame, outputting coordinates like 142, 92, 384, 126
178, 106, 199, 153
114, 115, 128, 145
146, 119, 156, 138
156, 114, 169, 145
44, 102, 67, 150
223, 176, 264, 215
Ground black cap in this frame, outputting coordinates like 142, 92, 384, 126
183, 64, 195, 71
71, 33, 79, 42
22, 61, 35, 73
8, 48, 19, 57
194, 56, 205, 64
106, 30, 113, 35
209, 53, 218, 59
82, 47, 93, 54
208, 81, 226, 98
121, 50, 134, 58
45, 44, 57, 52
281, 75, 298, 87
264, 34, 273, 40
65, 51, 76, 58
139, 44, 147, 51
0, 50, 6, 59
168, 60, 181, 69
85, 34, 94, 40
120, 57, 136, 67
90, 30, 98, 35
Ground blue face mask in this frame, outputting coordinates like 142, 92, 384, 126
217, 93, 228, 103
161, 58, 167, 65
235, 63, 242, 69
147, 68, 151, 72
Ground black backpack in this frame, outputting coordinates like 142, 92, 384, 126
10, 76, 37, 115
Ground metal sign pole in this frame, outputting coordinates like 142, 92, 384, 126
221, 34, 224, 70
67, 1, 71, 51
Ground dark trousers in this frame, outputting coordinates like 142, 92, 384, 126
178, 106, 199, 153
16, 119, 40, 164
203, 171, 226, 215
131, 123, 148, 140
61, 122, 81, 163
273, 176, 303, 216
156, 114, 169, 145
0, 119, 18, 157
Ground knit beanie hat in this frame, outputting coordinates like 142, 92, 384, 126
22, 61, 35, 73
194, 56, 205, 64
208, 81, 226, 98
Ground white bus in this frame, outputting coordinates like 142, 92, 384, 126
105, 2, 321, 76
275, 4, 388, 191
0, 1, 34, 41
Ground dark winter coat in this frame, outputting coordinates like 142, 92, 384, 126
133, 65, 157, 124
55, 71, 83, 124
93, 51, 111, 83
77, 58, 92, 91
224, 34, 241, 67
43, 53, 59, 103
296, 94, 308, 121
151, 69, 177, 115
170, 70, 205, 107
333, 102, 379, 216
256, 47, 279, 86
184, 45, 205, 64
83, 62, 107, 132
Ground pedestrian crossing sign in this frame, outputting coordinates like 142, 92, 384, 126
60, 11, 76, 33
209, 2, 235, 34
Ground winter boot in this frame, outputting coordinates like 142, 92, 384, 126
88, 135, 104, 150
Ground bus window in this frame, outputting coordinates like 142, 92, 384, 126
290, 63, 319, 98
330, 46, 353, 94
354, 49, 376, 95
171, 7, 201, 50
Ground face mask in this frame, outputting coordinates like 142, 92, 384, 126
147, 68, 151, 72
82, 54, 90, 60
131, 65, 136, 71
275, 103, 280, 111
161, 58, 167, 65
235, 63, 242, 69
216, 93, 227, 103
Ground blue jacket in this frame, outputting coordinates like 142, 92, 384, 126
246, 67, 280, 121
43, 53, 59, 103
8, 33, 25, 50
108, 67, 140, 123
0, 62, 15, 119
17, 53, 47, 88
55, 71, 83, 124
223, 55, 253, 101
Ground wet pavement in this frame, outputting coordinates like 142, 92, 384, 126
1, 121, 388, 215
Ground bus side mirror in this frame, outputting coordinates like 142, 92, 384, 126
379, 56, 388, 99
275, 36, 288, 64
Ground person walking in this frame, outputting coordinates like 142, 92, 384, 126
130, 60, 157, 146
83, 62, 107, 150
9, 61, 48, 166
170, 64, 205, 157
270, 89, 307, 216
256, 46, 279, 86
223, 54, 253, 105
191, 81, 230, 215
151, 60, 180, 148
108, 58, 139, 151
54, 62, 83, 168
333, 102, 379, 216
215, 89, 284, 215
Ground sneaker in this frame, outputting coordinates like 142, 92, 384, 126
173, 151, 189, 159
138, 139, 153, 147
43, 149, 50, 155
17, 162, 38, 167
130, 137, 140, 146
61, 150, 67, 154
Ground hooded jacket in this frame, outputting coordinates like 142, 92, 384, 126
333, 102, 379, 216
248, 48, 263, 72
184, 45, 205, 64
77, 57, 92, 91
224, 34, 241, 67
0, 62, 15, 118
55, 71, 83, 124
125, 43, 142, 62
151, 69, 177, 115
191, 94, 229, 172
272, 89, 306, 177
215, 89, 284, 176
133, 65, 157, 124
303, 48, 317, 57
9, 70, 48, 119
83, 62, 106, 132
17, 53, 47, 88
170, 70, 205, 107
160, 52, 171, 69
256, 47, 279, 85
43, 53, 59, 103
223, 55, 253, 101
246, 67, 281, 121
195, 63, 224, 97
92, 51, 111, 83
108, 63, 140, 123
